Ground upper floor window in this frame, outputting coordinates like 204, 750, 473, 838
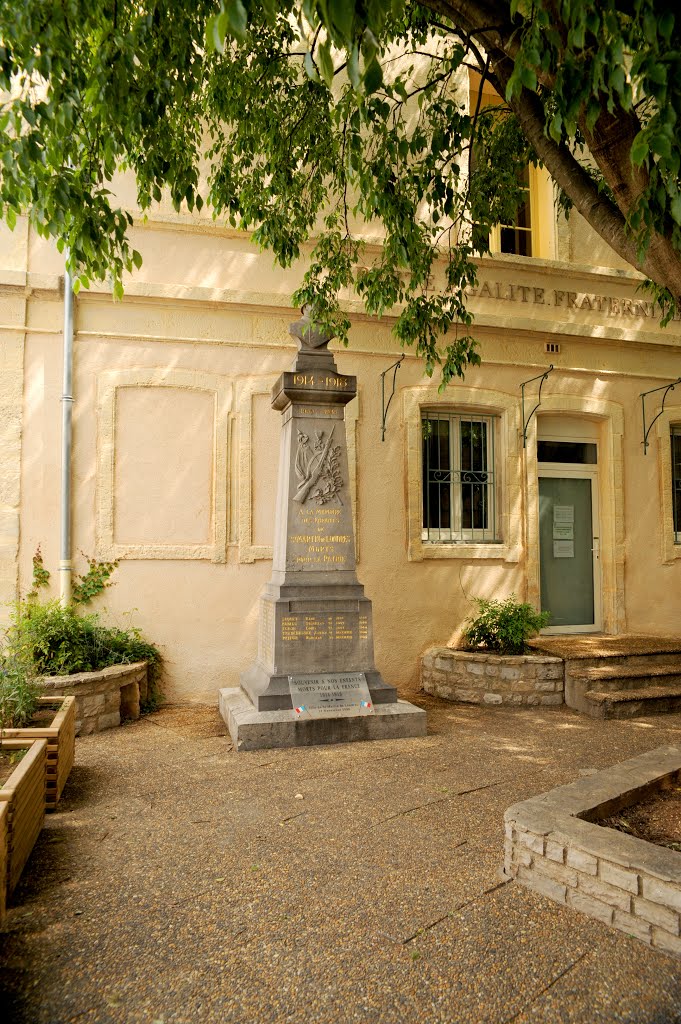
468, 71, 555, 260
422, 412, 498, 543
491, 164, 533, 257
672, 425, 681, 543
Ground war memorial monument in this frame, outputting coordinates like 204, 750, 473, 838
219, 310, 427, 749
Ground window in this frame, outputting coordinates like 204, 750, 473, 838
538, 440, 597, 464
673, 426, 681, 544
492, 164, 532, 257
422, 412, 498, 542
468, 71, 555, 260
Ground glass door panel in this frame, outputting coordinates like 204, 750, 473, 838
539, 476, 595, 627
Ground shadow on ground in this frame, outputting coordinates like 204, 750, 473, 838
2, 696, 681, 1024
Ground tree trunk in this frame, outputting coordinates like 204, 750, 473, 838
422, 0, 681, 299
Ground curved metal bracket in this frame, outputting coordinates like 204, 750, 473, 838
520, 365, 554, 448
640, 378, 681, 453
380, 355, 405, 441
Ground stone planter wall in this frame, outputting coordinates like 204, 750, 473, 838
41, 662, 148, 735
421, 647, 564, 706
504, 746, 681, 958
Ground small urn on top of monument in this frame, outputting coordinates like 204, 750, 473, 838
221, 308, 426, 748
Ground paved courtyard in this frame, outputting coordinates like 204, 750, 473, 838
2, 691, 681, 1023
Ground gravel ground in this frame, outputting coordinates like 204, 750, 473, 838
2, 692, 681, 1024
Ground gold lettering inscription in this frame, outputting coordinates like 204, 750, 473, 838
292, 374, 351, 389
300, 508, 341, 521
280, 613, 360, 643
289, 533, 351, 545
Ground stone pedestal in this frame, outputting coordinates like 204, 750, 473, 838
221, 310, 426, 749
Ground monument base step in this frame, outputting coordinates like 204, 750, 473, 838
219, 687, 427, 751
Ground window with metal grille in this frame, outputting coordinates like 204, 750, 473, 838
422, 413, 498, 542
673, 425, 681, 543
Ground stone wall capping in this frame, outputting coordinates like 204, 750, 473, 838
504, 745, 681, 956
40, 662, 148, 736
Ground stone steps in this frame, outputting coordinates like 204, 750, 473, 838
584, 685, 681, 719
542, 642, 681, 717
572, 662, 681, 693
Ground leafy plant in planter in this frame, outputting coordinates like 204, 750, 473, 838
462, 596, 550, 655
0, 650, 76, 810
7, 602, 163, 713
0, 657, 40, 730
6, 549, 163, 713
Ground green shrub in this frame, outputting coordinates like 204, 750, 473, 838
0, 656, 41, 729
462, 596, 550, 655
5, 600, 163, 714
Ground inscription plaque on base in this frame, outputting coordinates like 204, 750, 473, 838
289, 672, 374, 719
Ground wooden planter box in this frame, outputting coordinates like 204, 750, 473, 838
0, 738, 47, 899
0, 696, 76, 810
0, 801, 7, 924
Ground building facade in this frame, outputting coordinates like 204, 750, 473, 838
1, 184, 680, 703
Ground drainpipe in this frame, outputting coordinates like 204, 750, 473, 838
59, 261, 74, 606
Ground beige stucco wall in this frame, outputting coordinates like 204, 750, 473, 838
3, 207, 681, 703
0, 219, 29, 611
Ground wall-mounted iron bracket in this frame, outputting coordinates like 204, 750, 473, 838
520, 364, 554, 448
640, 378, 681, 453
380, 354, 405, 441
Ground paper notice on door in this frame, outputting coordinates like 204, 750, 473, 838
553, 505, 574, 525
553, 539, 575, 558
553, 522, 574, 540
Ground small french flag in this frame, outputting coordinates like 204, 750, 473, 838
294, 705, 307, 715
360, 700, 372, 709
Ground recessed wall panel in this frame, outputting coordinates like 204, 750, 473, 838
113, 386, 214, 546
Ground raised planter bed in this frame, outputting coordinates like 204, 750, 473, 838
0, 696, 76, 810
421, 647, 564, 706
0, 738, 47, 901
0, 801, 7, 924
504, 745, 681, 958
40, 662, 147, 735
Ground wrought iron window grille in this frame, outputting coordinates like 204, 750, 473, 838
422, 412, 499, 543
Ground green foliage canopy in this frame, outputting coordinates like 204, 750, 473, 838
1, 1, 680, 381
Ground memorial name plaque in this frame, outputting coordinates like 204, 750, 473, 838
289, 673, 374, 719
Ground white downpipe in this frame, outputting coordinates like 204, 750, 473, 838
59, 262, 74, 606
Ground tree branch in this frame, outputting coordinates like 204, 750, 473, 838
420, 0, 681, 295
